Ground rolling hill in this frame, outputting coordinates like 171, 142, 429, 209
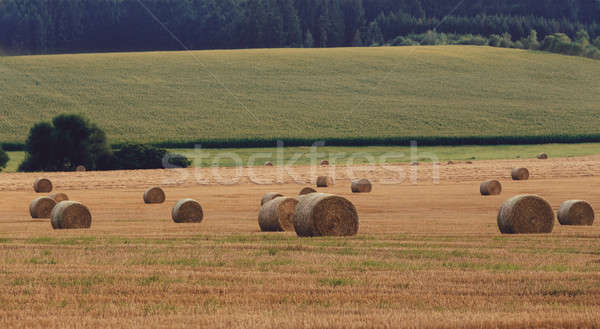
1, 46, 599, 147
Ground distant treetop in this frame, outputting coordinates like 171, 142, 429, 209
0, 0, 598, 55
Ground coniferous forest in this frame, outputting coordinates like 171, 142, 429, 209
0, 0, 599, 57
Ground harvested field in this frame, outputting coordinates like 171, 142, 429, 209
1, 155, 600, 328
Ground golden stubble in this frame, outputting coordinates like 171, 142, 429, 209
1, 157, 600, 328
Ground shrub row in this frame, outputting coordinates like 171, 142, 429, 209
132, 134, 600, 149
5, 134, 600, 152
6, 134, 600, 153
388, 30, 600, 60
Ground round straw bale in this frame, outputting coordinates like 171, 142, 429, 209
466, 161, 473, 164
320, 160, 329, 166
480, 180, 502, 196
557, 200, 594, 226
50, 201, 92, 229
447, 160, 454, 165
49, 193, 69, 203
75, 165, 86, 172
264, 161, 273, 166
258, 197, 298, 232
497, 194, 554, 234
261, 192, 283, 206
351, 179, 372, 193
299, 187, 317, 195
511, 168, 529, 180
316, 176, 333, 187
33, 178, 52, 193
537, 153, 548, 160
172, 199, 204, 223
143, 187, 166, 204
29, 197, 57, 219
293, 193, 359, 237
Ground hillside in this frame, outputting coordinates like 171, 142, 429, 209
1, 46, 599, 146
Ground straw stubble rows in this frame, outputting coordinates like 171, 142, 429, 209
1, 157, 600, 328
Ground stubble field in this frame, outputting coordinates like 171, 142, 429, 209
1, 156, 600, 328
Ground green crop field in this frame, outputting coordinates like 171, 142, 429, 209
1, 46, 599, 147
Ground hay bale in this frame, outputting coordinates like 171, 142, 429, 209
447, 160, 454, 165
316, 176, 333, 187
29, 197, 57, 219
497, 194, 554, 234
410, 162, 419, 166
143, 187, 166, 204
75, 165, 86, 172
351, 179, 372, 193
511, 168, 530, 180
172, 199, 204, 223
293, 193, 359, 237
258, 197, 298, 232
537, 153, 548, 160
264, 161, 273, 166
557, 200, 595, 226
320, 160, 329, 166
299, 187, 317, 195
466, 161, 473, 164
480, 180, 502, 196
49, 193, 69, 203
261, 192, 283, 206
33, 178, 52, 193
50, 201, 92, 229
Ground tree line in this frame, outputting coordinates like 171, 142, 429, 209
0, 0, 599, 55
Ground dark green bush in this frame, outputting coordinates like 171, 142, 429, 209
587, 46, 600, 59
390, 36, 419, 46
19, 122, 55, 171
499, 33, 514, 48
538, 31, 600, 59
0, 147, 8, 171
166, 154, 193, 168
542, 33, 576, 54
113, 144, 191, 170
513, 40, 524, 49
19, 114, 113, 172
489, 34, 503, 47
487, 33, 513, 47
453, 34, 488, 46
521, 30, 540, 50
420, 30, 447, 45
113, 144, 163, 170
